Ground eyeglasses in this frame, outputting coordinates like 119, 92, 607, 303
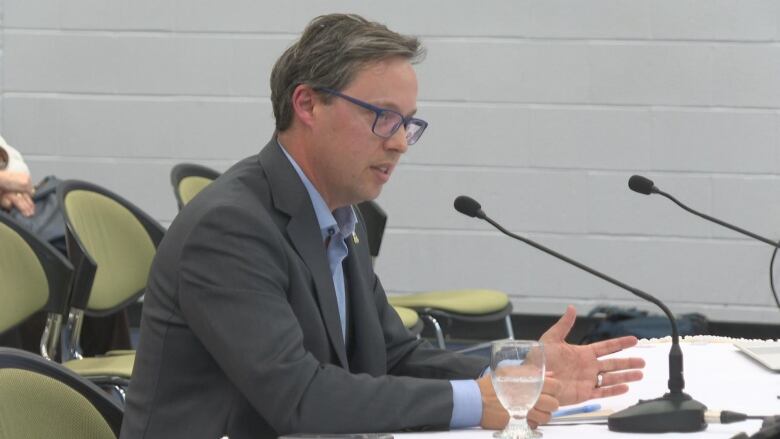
316, 87, 428, 145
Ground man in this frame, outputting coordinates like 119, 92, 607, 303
121, 14, 644, 439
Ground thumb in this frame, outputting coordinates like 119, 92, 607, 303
541, 305, 576, 343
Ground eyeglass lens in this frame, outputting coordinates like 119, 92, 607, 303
373, 111, 425, 145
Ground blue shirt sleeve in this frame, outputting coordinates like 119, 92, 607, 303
449, 379, 482, 429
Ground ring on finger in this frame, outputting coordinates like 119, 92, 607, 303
595, 373, 604, 388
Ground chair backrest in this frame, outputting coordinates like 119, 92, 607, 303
170, 163, 221, 209
356, 200, 387, 258
0, 347, 122, 439
58, 181, 164, 314
0, 212, 72, 358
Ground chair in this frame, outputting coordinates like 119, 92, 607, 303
57, 180, 165, 390
0, 212, 73, 360
0, 347, 123, 439
356, 200, 515, 349
170, 163, 221, 209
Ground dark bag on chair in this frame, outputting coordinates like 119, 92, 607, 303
581, 306, 709, 344
10, 175, 66, 254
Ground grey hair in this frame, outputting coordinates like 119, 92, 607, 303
270, 14, 425, 132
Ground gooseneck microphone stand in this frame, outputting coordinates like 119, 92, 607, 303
453, 195, 707, 433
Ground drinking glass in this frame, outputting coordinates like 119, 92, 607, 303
490, 340, 545, 439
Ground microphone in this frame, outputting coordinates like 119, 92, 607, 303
628, 175, 658, 195
454, 195, 707, 433
628, 174, 779, 247
453, 195, 485, 219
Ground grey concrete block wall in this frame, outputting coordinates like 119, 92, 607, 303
3, 1, 780, 323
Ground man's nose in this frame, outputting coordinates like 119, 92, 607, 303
385, 125, 409, 154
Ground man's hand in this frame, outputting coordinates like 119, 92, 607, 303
0, 171, 33, 194
0, 191, 35, 217
527, 376, 561, 429
477, 373, 508, 430
477, 374, 561, 430
541, 305, 645, 406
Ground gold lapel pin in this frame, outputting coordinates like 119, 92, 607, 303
352, 232, 359, 245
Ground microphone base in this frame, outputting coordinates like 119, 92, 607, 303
608, 392, 707, 433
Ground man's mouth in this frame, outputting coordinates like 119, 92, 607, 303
370, 164, 394, 182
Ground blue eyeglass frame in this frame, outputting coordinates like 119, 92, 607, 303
315, 87, 428, 145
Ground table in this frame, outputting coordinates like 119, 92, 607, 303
399, 339, 780, 438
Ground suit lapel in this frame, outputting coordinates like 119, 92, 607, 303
258, 139, 349, 368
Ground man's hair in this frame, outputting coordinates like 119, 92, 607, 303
270, 14, 424, 132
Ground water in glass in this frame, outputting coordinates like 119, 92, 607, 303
491, 340, 545, 439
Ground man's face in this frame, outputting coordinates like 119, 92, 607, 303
309, 57, 418, 210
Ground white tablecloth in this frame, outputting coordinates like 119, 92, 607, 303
399, 340, 780, 438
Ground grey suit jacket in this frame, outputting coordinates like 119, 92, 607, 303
120, 139, 488, 439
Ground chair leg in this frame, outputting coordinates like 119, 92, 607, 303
504, 315, 515, 340
64, 309, 85, 361
113, 385, 127, 405
421, 314, 446, 349
40, 313, 63, 361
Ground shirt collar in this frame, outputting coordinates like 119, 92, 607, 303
278, 140, 357, 241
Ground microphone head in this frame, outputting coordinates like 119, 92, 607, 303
628, 175, 657, 195
454, 195, 485, 219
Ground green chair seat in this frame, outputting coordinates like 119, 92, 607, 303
64, 190, 156, 312
388, 289, 509, 315
178, 176, 214, 206
171, 163, 221, 209
0, 368, 116, 439
391, 305, 423, 338
392, 305, 419, 329
0, 348, 123, 438
103, 350, 134, 357
64, 354, 135, 379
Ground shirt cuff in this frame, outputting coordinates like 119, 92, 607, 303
449, 379, 482, 429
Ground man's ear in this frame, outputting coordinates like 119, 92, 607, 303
290, 84, 319, 128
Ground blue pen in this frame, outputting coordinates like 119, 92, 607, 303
552, 403, 601, 418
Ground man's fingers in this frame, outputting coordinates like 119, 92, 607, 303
600, 370, 644, 388
598, 357, 646, 373
590, 335, 638, 357
528, 396, 557, 428
593, 383, 630, 399
13, 193, 35, 217
542, 376, 562, 398
534, 393, 559, 413
540, 305, 576, 343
